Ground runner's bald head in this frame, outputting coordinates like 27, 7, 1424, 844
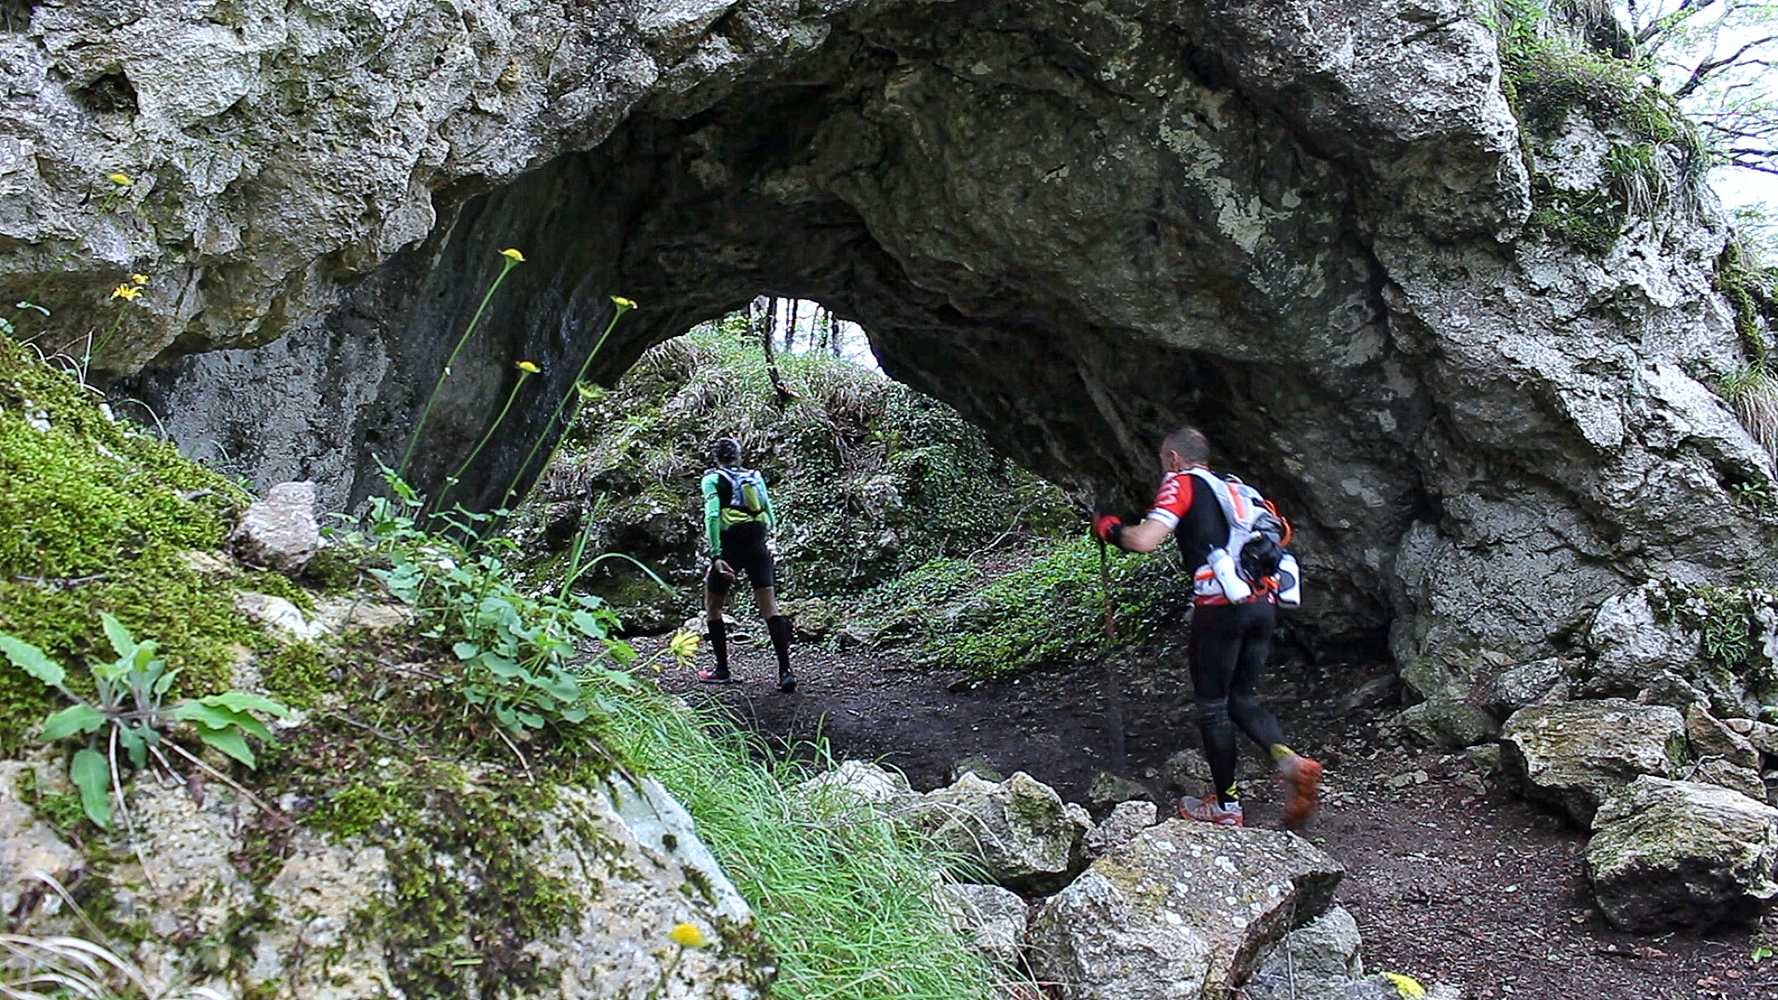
1161, 426, 1210, 468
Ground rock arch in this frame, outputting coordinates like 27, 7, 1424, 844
3, 0, 1771, 705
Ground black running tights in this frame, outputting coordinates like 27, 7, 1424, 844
1189, 601, 1287, 802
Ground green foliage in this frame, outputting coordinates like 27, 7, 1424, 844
1713, 238, 1778, 362
357, 467, 638, 735
0, 337, 260, 753
0, 613, 289, 828
523, 318, 1073, 620
1662, 583, 1778, 701
603, 691, 1003, 1000
1488, 0, 1704, 254
258, 641, 332, 709
850, 539, 1188, 676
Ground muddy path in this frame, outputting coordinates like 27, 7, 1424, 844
650, 628, 1778, 999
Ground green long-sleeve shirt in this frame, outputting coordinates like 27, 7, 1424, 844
702, 467, 776, 556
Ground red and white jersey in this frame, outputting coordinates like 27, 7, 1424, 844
1145, 470, 1195, 530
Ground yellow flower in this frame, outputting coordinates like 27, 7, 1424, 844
129, 273, 149, 285
668, 922, 705, 948
109, 284, 141, 302
500, 248, 525, 262
516, 360, 541, 374
669, 630, 700, 663
1382, 973, 1425, 999
106, 172, 132, 187
610, 296, 636, 310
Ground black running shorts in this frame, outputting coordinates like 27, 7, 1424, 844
709, 523, 775, 593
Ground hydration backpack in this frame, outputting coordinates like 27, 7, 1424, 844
1186, 469, 1301, 604
712, 467, 768, 525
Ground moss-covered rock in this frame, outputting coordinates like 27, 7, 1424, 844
1500, 699, 1690, 827
1587, 776, 1778, 932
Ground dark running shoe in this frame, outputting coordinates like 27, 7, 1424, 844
776, 674, 797, 693
696, 669, 734, 685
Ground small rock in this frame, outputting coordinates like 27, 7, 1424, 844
229, 481, 322, 574
949, 755, 1005, 785
1689, 759, 1769, 803
795, 760, 913, 809
1082, 799, 1157, 859
835, 624, 881, 650
235, 592, 328, 642
906, 772, 1091, 893
1338, 673, 1400, 713
1746, 720, 1778, 759
939, 882, 1027, 968
1725, 718, 1756, 736
1687, 704, 1761, 770
1246, 905, 1364, 1000
1086, 771, 1150, 810
1500, 699, 1688, 826
1029, 820, 1344, 998
1394, 698, 1499, 747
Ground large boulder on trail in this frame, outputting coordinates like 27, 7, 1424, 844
1028, 820, 1343, 1000
907, 772, 1092, 893
1499, 699, 1688, 826
1587, 776, 1778, 932
1244, 905, 1364, 1000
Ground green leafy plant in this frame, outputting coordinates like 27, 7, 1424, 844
360, 465, 642, 734
0, 614, 288, 829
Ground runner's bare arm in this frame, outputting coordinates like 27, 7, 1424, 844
1116, 517, 1174, 553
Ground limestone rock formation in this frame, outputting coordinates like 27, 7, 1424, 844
793, 758, 914, 809
1500, 699, 1689, 826
3, 0, 1773, 683
1587, 776, 1778, 932
1687, 703, 1761, 770
908, 771, 1091, 893
229, 481, 322, 574
1028, 819, 1344, 999
0, 766, 766, 1000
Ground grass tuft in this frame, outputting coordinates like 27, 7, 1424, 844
603, 691, 1005, 1000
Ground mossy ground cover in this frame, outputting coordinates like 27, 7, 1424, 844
0, 337, 256, 752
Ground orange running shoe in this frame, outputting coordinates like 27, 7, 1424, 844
1278, 756, 1323, 828
1177, 794, 1244, 827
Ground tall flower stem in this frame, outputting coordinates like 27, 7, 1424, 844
495, 297, 634, 513
398, 249, 525, 477
429, 363, 538, 518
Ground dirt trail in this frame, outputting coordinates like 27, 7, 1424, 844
653, 629, 1778, 999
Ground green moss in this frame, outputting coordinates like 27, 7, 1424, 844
259, 642, 333, 709
310, 782, 390, 840
301, 545, 363, 593
1713, 239, 1778, 361
17, 766, 89, 835
1529, 182, 1628, 256
240, 570, 315, 611
0, 338, 265, 751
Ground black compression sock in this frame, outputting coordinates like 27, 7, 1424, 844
766, 615, 792, 677
709, 619, 729, 677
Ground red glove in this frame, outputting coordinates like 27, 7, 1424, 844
1092, 513, 1125, 544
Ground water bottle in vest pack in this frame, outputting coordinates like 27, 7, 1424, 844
1186, 469, 1302, 605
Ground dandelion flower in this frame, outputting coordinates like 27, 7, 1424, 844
500, 248, 525, 262
129, 274, 149, 285
106, 172, 132, 187
109, 284, 141, 302
516, 360, 541, 374
1381, 973, 1425, 999
611, 295, 636, 310
669, 630, 701, 663
668, 922, 706, 948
